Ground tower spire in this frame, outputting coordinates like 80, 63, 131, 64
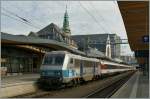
63, 4, 71, 36
106, 34, 111, 58
66, 4, 67, 12
106, 34, 110, 44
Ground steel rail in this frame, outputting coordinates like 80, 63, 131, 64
83, 72, 134, 98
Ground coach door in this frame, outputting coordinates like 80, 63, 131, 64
93, 62, 96, 75
80, 60, 84, 76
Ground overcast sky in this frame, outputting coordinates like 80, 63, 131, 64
1, 1, 134, 56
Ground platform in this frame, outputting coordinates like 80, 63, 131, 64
111, 71, 149, 98
1, 73, 40, 86
1, 74, 40, 98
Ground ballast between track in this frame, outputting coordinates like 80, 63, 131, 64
83, 71, 134, 98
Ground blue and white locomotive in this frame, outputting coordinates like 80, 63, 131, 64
39, 51, 100, 86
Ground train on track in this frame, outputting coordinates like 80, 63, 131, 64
38, 51, 135, 89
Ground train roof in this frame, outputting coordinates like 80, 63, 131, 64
67, 53, 100, 62
101, 60, 133, 68
45, 51, 100, 62
47, 51, 112, 61
45, 51, 130, 66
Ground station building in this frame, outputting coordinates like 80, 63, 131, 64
71, 34, 122, 58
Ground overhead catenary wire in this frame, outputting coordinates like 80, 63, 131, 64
1, 12, 40, 29
88, 2, 130, 46
79, 1, 113, 52
88, 2, 113, 34
2, 7, 41, 29
2, 8, 30, 23
2, 12, 26, 23
79, 1, 109, 33
65, 1, 90, 35
14, 6, 46, 26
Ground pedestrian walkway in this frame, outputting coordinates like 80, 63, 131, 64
1, 73, 40, 87
111, 71, 149, 98
1, 74, 40, 98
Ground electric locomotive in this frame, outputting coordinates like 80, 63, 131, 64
39, 51, 100, 88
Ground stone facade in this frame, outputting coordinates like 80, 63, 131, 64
71, 34, 122, 58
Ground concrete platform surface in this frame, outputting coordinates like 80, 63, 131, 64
1, 74, 40, 98
111, 71, 149, 98
1, 73, 40, 87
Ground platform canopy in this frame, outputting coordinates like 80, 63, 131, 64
118, 1, 149, 65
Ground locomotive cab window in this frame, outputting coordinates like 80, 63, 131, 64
43, 54, 64, 65
43, 56, 53, 65
55, 56, 64, 65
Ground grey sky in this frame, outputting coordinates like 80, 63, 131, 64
1, 1, 134, 56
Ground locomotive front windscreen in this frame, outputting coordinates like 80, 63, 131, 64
43, 54, 65, 66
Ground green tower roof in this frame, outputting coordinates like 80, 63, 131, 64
63, 6, 71, 36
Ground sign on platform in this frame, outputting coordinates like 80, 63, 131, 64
142, 35, 149, 43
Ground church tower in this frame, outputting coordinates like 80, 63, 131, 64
105, 34, 111, 58
63, 6, 71, 36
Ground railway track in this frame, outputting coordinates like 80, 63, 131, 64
13, 71, 135, 98
83, 73, 133, 98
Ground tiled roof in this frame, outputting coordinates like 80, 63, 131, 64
28, 31, 38, 37
37, 23, 62, 35
1, 32, 82, 54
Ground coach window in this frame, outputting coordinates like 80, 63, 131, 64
70, 58, 74, 64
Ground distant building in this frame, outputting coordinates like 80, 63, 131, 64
28, 31, 38, 38
31, 7, 77, 49
36, 23, 64, 41
105, 34, 111, 58
120, 55, 137, 64
71, 34, 122, 58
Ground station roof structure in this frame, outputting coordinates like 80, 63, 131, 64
118, 1, 149, 65
1, 32, 85, 55
1, 32, 116, 61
